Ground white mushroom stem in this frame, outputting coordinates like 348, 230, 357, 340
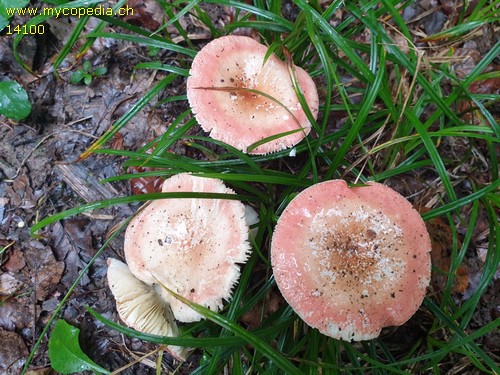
244, 204, 259, 240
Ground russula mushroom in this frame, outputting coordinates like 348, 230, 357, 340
124, 173, 251, 323
107, 258, 186, 360
187, 35, 319, 154
271, 180, 431, 341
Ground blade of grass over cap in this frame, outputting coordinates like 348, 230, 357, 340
30, 192, 257, 236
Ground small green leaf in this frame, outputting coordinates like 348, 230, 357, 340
148, 46, 161, 57
82, 60, 92, 72
84, 74, 92, 85
48, 319, 110, 374
93, 66, 107, 77
0, 80, 31, 121
69, 70, 85, 84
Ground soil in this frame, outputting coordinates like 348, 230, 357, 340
0, 1, 499, 374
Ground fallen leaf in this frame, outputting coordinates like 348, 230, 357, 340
424, 212, 469, 294
4, 173, 37, 209
468, 77, 500, 95
49, 319, 110, 374
23, 241, 65, 301
0, 272, 22, 295
110, 132, 124, 150
48, 221, 91, 287
457, 71, 499, 124
0, 295, 34, 331
62, 218, 93, 252
26, 368, 54, 375
0, 329, 29, 374
241, 291, 284, 330
2, 248, 26, 272
128, 166, 163, 195
123, 0, 164, 32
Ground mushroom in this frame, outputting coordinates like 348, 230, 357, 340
124, 173, 251, 323
270, 180, 431, 341
187, 35, 319, 154
107, 258, 186, 360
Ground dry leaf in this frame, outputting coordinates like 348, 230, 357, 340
241, 291, 284, 330
2, 248, 26, 272
0, 329, 29, 374
424, 213, 469, 294
128, 166, 163, 195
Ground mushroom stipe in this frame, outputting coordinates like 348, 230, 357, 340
271, 180, 432, 341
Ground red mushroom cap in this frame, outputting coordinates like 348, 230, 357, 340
187, 35, 319, 154
271, 180, 431, 341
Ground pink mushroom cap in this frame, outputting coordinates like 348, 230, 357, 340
271, 180, 431, 341
187, 35, 319, 154
124, 173, 251, 322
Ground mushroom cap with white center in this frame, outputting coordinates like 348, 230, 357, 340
106, 258, 186, 360
271, 180, 431, 341
124, 173, 251, 323
187, 35, 319, 154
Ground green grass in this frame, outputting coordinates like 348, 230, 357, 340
18, 0, 499, 373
